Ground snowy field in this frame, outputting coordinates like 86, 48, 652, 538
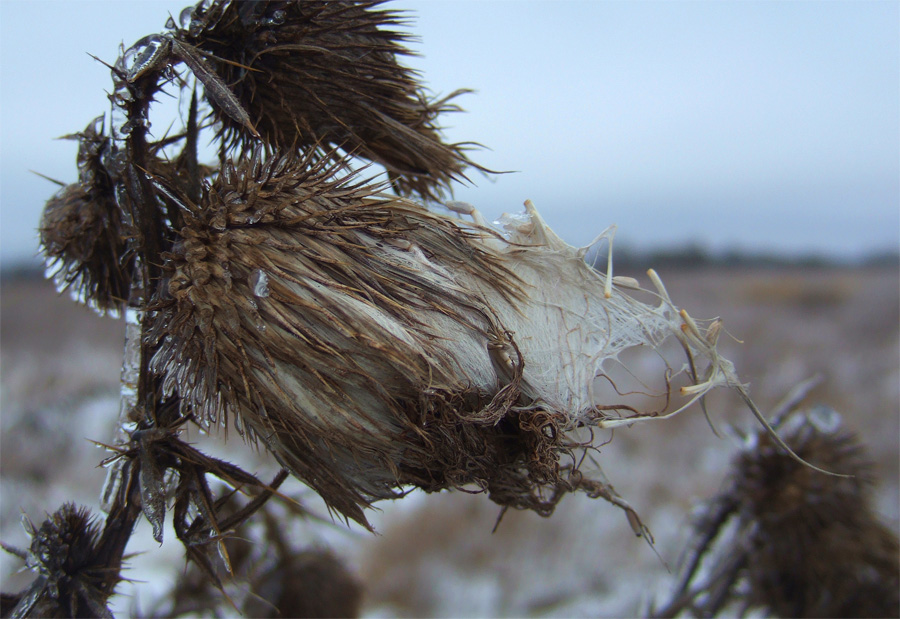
2, 265, 897, 617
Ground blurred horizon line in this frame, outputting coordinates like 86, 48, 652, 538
3, 241, 897, 283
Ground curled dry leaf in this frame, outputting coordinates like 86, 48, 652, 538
148, 151, 742, 529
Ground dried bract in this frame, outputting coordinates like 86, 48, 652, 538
174, 0, 483, 200
148, 150, 737, 529
40, 118, 132, 314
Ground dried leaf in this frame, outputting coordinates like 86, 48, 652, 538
170, 37, 259, 138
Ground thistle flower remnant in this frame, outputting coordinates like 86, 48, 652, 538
2, 504, 115, 618
171, 0, 483, 201
147, 149, 743, 528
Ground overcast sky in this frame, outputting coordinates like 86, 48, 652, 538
1, 1, 897, 266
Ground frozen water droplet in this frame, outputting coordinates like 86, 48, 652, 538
100, 459, 125, 512
179, 6, 194, 29
124, 35, 171, 83
217, 538, 233, 573
180, 4, 209, 34
121, 309, 142, 389
250, 269, 270, 298
264, 9, 286, 26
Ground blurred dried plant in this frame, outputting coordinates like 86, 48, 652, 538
142, 500, 363, 618
651, 384, 900, 618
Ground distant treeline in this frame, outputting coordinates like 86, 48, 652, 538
2, 245, 898, 284
594, 243, 900, 272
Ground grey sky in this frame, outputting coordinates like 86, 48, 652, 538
1, 1, 897, 266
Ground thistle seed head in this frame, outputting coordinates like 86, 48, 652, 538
6, 504, 114, 619
40, 117, 132, 315
733, 408, 900, 618
173, 0, 483, 201
148, 150, 733, 531
149, 151, 528, 526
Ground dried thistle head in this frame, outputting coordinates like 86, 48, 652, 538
148, 149, 739, 530
173, 0, 482, 201
3, 504, 114, 619
732, 408, 900, 618
733, 407, 874, 523
40, 117, 132, 314
661, 407, 900, 618
242, 549, 363, 618
148, 151, 521, 525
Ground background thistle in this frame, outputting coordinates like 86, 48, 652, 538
734, 408, 900, 618
2, 504, 115, 618
654, 404, 900, 618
